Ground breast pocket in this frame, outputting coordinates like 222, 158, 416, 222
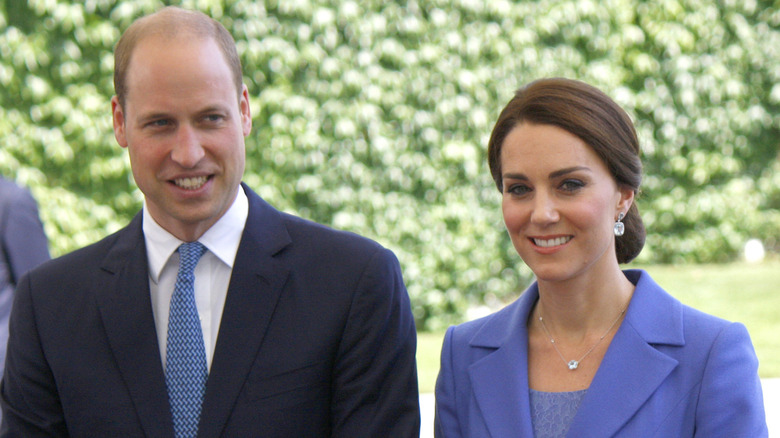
243, 359, 330, 408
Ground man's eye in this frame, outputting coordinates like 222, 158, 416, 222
148, 119, 170, 128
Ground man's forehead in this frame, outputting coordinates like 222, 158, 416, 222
131, 31, 211, 57
122, 39, 236, 108
125, 34, 218, 80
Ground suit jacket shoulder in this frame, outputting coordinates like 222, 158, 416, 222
20, 211, 144, 297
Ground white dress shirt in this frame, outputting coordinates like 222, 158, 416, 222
142, 186, 248, 371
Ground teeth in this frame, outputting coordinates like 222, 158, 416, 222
533, 236, 572, 247
173, 176, 208, 190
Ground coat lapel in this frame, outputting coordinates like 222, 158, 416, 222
567, 270, 684, 437
95, 213, 176, 437
198, 186, 292, 438
469, 285, 539, 438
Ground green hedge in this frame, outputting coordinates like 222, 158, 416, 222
1, 0, 778, 329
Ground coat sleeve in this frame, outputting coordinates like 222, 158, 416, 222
0, 185, 50, 390
434, 326, 462, 438
694, 321, 768, 437
0, 273, 68, 437
329, 247, 420, 437
1, 187, 50, 283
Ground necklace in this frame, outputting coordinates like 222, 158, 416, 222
538, 307, 626, 371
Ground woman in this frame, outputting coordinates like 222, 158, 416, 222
434, 78, 767, 437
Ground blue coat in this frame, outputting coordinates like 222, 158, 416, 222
435, 270, 767, 437
1, 184, 420, 437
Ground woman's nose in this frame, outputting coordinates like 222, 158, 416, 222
530, 193, 560, 225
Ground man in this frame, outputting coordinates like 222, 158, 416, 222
1, 7, 419, 437
0, 176, 50, 421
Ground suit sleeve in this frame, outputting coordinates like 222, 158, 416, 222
694, 322, 768, 437
0, 186, 50, 390
2, 187, 50, 282
329, 247, 420, 437
434, 325, 462, 438
0, 273, 68, 436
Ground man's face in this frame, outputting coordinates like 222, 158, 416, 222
112, 35, 251, 241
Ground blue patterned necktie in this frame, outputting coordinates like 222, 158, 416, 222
166, 241, 208, 438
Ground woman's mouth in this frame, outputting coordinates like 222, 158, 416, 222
532, 236, 572, 247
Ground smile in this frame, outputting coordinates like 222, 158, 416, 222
173, 176, 209, 190
532, 236, 572, 247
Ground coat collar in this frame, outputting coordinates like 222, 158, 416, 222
468, 284, 538, 437
96, 184, 293, 438
198, 184, 292, 437
97, 212, 176, 437
568, 270, 682, 436
468, 270, 684, 437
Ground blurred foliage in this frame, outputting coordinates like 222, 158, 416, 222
1, 0, 778, 329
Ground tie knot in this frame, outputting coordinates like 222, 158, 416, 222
178, 241, 207, 275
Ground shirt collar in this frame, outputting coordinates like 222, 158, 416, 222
142, 186, 249, 283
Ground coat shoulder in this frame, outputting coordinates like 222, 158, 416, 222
23, 221, 136, 286
278, 211, 388, 257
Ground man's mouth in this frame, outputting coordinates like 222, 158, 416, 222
172, 176, 209, 190
532, 236, 572, 247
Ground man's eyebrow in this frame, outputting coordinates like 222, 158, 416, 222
196, 105, 230, 114
135, 112, 170, 124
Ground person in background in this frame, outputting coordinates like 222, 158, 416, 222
1, 7, 419, 437
0, 177, 50, 423
434, 78, 767, 437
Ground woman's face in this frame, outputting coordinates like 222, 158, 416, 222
500, 123, 633, 284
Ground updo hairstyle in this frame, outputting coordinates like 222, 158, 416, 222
486, 78, 645, 263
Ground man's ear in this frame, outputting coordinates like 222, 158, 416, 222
111, 96, 128, 148
240, 85, 252, 137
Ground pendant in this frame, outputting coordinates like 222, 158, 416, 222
567, 360, 579, 370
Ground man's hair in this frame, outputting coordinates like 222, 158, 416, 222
113, 6, 243, 108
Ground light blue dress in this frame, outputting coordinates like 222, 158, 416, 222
529, 389, 588, 438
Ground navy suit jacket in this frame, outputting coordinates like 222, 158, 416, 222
435, 270, 767, 437
1, 185, 420, 437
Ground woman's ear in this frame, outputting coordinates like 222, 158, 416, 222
617, 185, 635, 216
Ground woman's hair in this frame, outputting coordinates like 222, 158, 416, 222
487, 78, 645, 263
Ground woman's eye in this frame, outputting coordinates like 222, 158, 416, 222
560, 179, 585, 192
507, 184, 532, 196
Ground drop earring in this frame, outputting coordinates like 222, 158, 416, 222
613, 212, 625, 237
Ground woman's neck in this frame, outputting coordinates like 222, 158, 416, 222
534, 266, 635, 338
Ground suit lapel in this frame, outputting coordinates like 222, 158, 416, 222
567, 323, 678, 437
198, 186, 292, 438
567, 270, 684, 437
469, 286, 538, 438
95, 213, 176, 437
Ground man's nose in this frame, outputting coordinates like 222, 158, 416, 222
170, 124, 205, 168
